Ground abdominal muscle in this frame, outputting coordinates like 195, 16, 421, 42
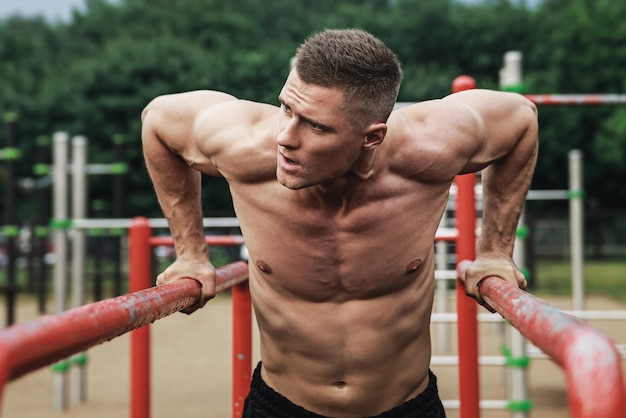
248, 251, 436, 417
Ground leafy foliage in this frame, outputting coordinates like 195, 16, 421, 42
1, 0, 625, 223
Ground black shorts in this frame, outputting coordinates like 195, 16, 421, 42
243, 363, 446, 418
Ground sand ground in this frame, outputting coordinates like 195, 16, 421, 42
1, 294, 625, 418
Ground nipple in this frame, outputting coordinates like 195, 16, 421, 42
405, 258, 423, 274
256, 260, 273, 274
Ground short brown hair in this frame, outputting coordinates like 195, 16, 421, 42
295, 29, 402, 130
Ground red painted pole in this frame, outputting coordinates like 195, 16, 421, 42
455, 173, 480, 418
452, 75, 480, 418
479, 277, 626, 418
129, 217, 153, 418
524, 94, 626, 105
232, 282, 252, 417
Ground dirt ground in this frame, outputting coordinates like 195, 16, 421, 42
1, 294, 625, 418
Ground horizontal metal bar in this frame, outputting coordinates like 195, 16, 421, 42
0, 262, 248, 384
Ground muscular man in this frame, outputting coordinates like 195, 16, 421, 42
141, 29, 537, 418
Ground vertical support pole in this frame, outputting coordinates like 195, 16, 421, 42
112, 134, 125, 296
129, 217, 153, 418
455, 173, 480, 418
91, 202, 104, 302
568, 150, 584, 312
35, 135, 51, 314
509, 209, 529, 418
3, 112, 19, 327
452, 75, 480, 418
500, 51, 524, 93
232, 282, 252, 418
501, 51, 530, 417
71, 136, 88, 403
436, 211, 449, 354
52, 131, 70, 411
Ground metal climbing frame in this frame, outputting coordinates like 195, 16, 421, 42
0, 182, 623, 417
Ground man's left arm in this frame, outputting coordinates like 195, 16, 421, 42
447, 90, 539, 309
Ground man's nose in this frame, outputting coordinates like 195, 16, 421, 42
277, 118, 299, 149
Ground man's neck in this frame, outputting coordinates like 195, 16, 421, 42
310, 150, 380, 209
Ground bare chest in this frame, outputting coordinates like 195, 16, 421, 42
232, 180, 450, 301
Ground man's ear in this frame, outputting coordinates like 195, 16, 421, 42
363, 122, 387, 150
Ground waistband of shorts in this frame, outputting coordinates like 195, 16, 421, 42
366, 369, 443, 417
249, 362, 443, 418
249, 363, 326, 417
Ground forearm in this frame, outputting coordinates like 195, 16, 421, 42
478, 119, 538, 257
142, 127, 208, 259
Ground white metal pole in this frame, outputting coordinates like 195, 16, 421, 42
436, 210, 449, 354
52, 131, 69, 410
500, 51, 523, 89
569, 150, 585, 311
501, 50, 529, 418
71, 136, 88, 403
510, 209, 529, 418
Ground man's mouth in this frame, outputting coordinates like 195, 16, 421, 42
280, 153, 299, 169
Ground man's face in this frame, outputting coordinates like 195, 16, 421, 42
276, 70, 364, 190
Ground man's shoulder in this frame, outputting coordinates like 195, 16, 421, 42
196, 96, 278, 130
384, 101, 473, 183
190, 96, 278, 182
148, 90, 277, 122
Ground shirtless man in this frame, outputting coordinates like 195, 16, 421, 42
141, 29, 537, 418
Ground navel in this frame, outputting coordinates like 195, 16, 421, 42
405, 258, 423, 274
333, 381, 347, 389
256, 260, 273, 274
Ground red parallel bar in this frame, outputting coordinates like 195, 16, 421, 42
150, 235, 245, 246
452, 75, 480, 418
525, 94, 626, 105
479, 277, 626, 418
130, 217, 152, 418
0, 261, 249, 412
232, 282, 252, 418
130, 217, 250, 418
455, 173, 480, 418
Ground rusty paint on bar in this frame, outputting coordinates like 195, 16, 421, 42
0, 261, 248, 405
479, 276, 626, 418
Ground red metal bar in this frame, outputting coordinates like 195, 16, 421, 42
452, 75, 480, 418
150, 235, 245, 246
478, 277, 626, 418
0, 261, 249, 411
525, 94, 626, 106
129, 217, 153, 418
455, 173, 480, 418
128, 217, 250, 418
232, 282, 252, 417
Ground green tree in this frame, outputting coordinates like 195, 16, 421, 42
1, 0, 625, 222
527, 0, 626, 208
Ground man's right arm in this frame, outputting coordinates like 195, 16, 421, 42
141, 91, 236, 310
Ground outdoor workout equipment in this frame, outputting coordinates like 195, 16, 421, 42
2, 67, 624, 416
0, 171, 622, 418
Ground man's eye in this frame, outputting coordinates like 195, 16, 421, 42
281, 103, 291, 113
310, 122, 323, 131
